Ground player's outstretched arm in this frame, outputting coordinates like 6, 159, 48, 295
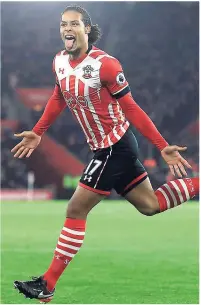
118, 93, 192, 177
32, 84, 67, 136
118, 92, 169, 150
101, 56, 191, 177
11, 85, 67, 158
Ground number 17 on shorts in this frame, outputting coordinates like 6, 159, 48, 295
79, 156, 110, 193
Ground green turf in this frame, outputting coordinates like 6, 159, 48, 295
1, 201, 199, 304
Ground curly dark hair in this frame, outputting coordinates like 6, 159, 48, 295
62, 5, 102, 44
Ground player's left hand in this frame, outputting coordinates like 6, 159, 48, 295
161, 145, 192, 177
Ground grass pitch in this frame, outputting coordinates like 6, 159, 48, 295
1, 200, 199, 304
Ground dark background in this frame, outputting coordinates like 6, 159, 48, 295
1, 1, 199, 198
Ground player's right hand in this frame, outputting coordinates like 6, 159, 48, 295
11, 131, 41, 158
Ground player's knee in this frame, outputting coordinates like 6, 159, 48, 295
66, 203, 87, 219
143, 207, 158, 216
140, 197, 160, 216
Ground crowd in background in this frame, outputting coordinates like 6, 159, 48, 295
1, 128, 31, 189
1, 2, 199, 195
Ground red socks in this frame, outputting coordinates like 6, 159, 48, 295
44, 218, 86, 291
155, 177, 199, 212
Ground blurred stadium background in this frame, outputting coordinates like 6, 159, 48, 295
1, 2, 199, 304
1, 1, 199, 200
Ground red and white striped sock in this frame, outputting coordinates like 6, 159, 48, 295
155, 177, 199, 212
43, 218, 86, 291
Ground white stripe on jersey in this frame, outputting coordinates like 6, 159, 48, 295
73, 109, 93, 149
107, 134, 113, 146
116, 102, 125, 122
74, 77, 98, 148
120, 125, 127, 134
108, 103, 118, 124
108, 103, 121, 141
109, 102, 129, 140
84, 84, 106, 140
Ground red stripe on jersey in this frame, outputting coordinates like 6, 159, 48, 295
115, 103, 126, 125
60, 78, 66, 92
75, 79, 100, 145
88, 86, 101, 105
108, 102, 127, 143
69, 75, 76, 93
105, 122, 129, 146
60, 76, 92, 144
88, 86, 107, 142
89, 50, 106, 59
82, 83, 104, 144
102, 135, 110, 147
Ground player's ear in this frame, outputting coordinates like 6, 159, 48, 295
85, 25, 91, 34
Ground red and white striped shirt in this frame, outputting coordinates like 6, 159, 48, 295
33, 46, 168, 151
53, 46, 130, 150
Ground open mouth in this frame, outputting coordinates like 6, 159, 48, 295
64, 35, 76, 50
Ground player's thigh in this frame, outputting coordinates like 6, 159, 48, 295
67, 185, 105, 218
124, 177, 160, 216
114, 158, 148, 197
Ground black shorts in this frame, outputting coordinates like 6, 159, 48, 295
79, 128, 148, 197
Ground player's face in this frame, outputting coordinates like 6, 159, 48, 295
60, 11, 90, 55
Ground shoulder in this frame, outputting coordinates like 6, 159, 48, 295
88, 47, 118, 63
54, 50, 68, 58
53, 50, 68, 72
88, 47, 123, 75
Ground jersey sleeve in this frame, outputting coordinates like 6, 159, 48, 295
52, 56, 59, 86
118, 93, 169, 151
100, 57, 130, 99
32, 85, 67, 136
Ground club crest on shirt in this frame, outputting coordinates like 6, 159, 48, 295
116, 72, 126, 85
82, 65, 94, 79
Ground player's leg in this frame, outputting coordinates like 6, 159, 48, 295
14, 148, 114, 302
112, 129, 199, 215
14, 185, 105, 301
43, 185, 105, 291
123, 173, 199, 216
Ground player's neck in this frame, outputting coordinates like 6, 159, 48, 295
69, 43, 89, 61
